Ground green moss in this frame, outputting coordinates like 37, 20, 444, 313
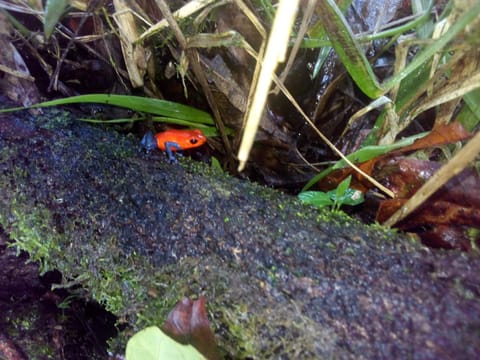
5, 199, 60, 274
1, 107, 436, 358
100, 254, 339, 357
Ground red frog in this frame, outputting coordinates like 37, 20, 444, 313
140, 129, 207, 162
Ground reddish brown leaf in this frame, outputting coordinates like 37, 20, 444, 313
393, 122, 472, 154
374, 158, 439, 198
375, 161, 480, 250
318, 122, 471, 193
317, 168, 353, 191
190, 296, 220, 360
317, 122, 477, 251
162, 297, 193, 344
410, 200, 480, 227
420, 225, 477, 251
316, 160, 376, 193
376, 198, 406, 223
162, 296, 220, 360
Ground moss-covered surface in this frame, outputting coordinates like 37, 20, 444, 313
0, 227, 116, 359
1, 108, 479, 358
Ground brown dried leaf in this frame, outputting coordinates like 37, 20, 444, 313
162, 296, 220, 360
376, 163, 480, 250
393, 122, 472, 154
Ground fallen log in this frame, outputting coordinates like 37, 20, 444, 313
0, 107, 479, 358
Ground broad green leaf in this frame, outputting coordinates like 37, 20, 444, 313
298, 191, 333, 208
299, 186, 364, 210
335, 175, 351, 200
126, 326, 205, 360
210, 156, 223, 172
333, 187, 364, 206
44, 0, 69, 40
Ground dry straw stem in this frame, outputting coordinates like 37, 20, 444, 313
113, 0, 150, 87
383, 130, 480, 227
237, 0, 300, 171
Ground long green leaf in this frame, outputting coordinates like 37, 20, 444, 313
0, 94, 214, 125
315, 0, 384, 98
458, 88, 480, 131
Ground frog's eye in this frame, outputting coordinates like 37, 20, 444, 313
190, 138, 198, 145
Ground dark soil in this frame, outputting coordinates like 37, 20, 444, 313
0, 228, 117, 360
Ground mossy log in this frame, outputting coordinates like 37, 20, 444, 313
1, 108, 479, 358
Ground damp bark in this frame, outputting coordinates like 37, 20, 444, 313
0, 108, 479, 358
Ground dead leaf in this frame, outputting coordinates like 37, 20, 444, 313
375, 163, 480, 250
162, 296, 220, 360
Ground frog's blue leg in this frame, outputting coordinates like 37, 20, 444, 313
140, 131, 157, 153
164, 141, 182, 163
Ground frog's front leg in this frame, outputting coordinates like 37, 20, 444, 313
164, 141, 183, 163
140, 131, 157, 153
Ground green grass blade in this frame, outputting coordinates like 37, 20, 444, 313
78, 117, 147, 124
0, 94, 214, 125
333, 131, 427, 167
309, 0, 479, 104
44, 0, 69, 40
315, 0, 384, 98
383, 0, 480, 90
308, 0, 351, 79
458, 88, 480, 131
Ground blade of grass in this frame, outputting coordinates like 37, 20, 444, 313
315, 0, 385, 98
44, 0, 69, 40
312, 0, 480, 101
78, 116, 226, 136
383, 0, 480, 90
460, 88, 480, 131
360, 0, 479, 145
302, 0, 433, 49
0, 94, 214, 125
